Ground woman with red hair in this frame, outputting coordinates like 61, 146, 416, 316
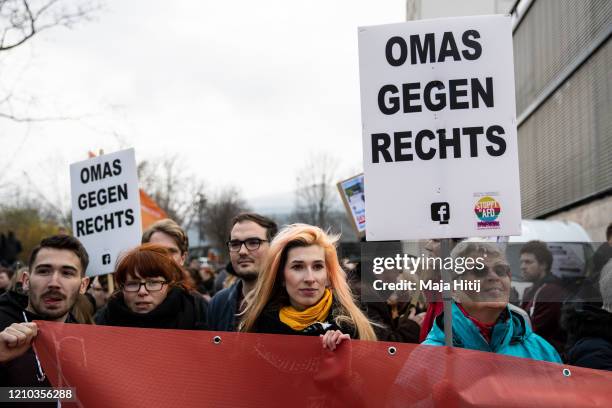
239, 224, 376, 349
95, 243, 207, 330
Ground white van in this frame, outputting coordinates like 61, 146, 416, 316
509, 219, 592, 243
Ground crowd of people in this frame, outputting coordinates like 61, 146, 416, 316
1, 215, 611, 394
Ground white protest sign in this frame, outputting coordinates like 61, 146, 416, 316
359, 15, 521, 241
70, 148, 142, 276
337, 174, 366, 237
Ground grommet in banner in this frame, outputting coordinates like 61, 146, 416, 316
388, 346, 397, 356
562, 368, 571, 377
213, 336, 222, 345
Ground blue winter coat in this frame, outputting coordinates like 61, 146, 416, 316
208, 280, 243, 331
423, 302, 562, 363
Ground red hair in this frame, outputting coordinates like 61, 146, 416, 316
114, 243, 193, 291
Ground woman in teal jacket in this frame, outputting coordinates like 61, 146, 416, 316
423, 302, 561, 362
422, 241, 561, 363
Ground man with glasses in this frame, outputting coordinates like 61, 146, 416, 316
422, 240, 561, 362
208, 213, 278, 331
0, 235, 90, 393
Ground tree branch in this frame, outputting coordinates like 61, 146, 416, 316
0, 110, 75, 122
0, 0, 99, 52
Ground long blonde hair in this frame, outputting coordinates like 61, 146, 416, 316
239, 224, 376, 341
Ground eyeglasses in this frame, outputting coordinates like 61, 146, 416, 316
123, 280, 167, 292
467, 264, 511, 279
227, 238, 268, 252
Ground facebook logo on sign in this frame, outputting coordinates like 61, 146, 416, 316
102, 253, 111, 265
431, 202, 450, 225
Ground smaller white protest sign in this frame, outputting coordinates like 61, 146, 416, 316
70, 148, 142, 276
337, 174, 366, 237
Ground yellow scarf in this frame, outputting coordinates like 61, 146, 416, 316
279, 288, 333, 331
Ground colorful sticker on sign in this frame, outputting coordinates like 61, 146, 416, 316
474, 196, 501, 229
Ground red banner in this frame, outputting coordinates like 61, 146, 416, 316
33, 321, 611, 407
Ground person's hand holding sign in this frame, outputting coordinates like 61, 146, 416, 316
0, 322, 38, 363
321, 329, 350, 351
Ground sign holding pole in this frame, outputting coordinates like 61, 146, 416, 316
70, 148, 142, 276
358, 15, 521, 241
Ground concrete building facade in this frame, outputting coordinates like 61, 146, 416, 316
511, 0, 611, 241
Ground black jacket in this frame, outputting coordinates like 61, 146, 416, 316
363, 301, 420, 343
355, 283, 420, 344
196, 278, 215, 298
252, 300, 356, 338
0, 291, 77, 407
562, 304, 612, 371
95, 287, 208, 330
593, 242, 612, 276
520, 274, 570, 353
208, 280, 243, 331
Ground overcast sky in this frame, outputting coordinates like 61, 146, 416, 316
0, 0, 407, 209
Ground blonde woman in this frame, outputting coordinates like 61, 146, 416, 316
240, 224, 376, 350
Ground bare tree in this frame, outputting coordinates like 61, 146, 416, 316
0, 184, 66, 264
0, 0, 100, 121
0, 153, 73, 228
137, 155, 206, 229
21, 169, 71, 226
200, 186, 249, 258
292, 152, 340, 228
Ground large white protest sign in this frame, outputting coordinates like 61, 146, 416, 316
70, 148, 142, 276
359, 15, 521, 241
